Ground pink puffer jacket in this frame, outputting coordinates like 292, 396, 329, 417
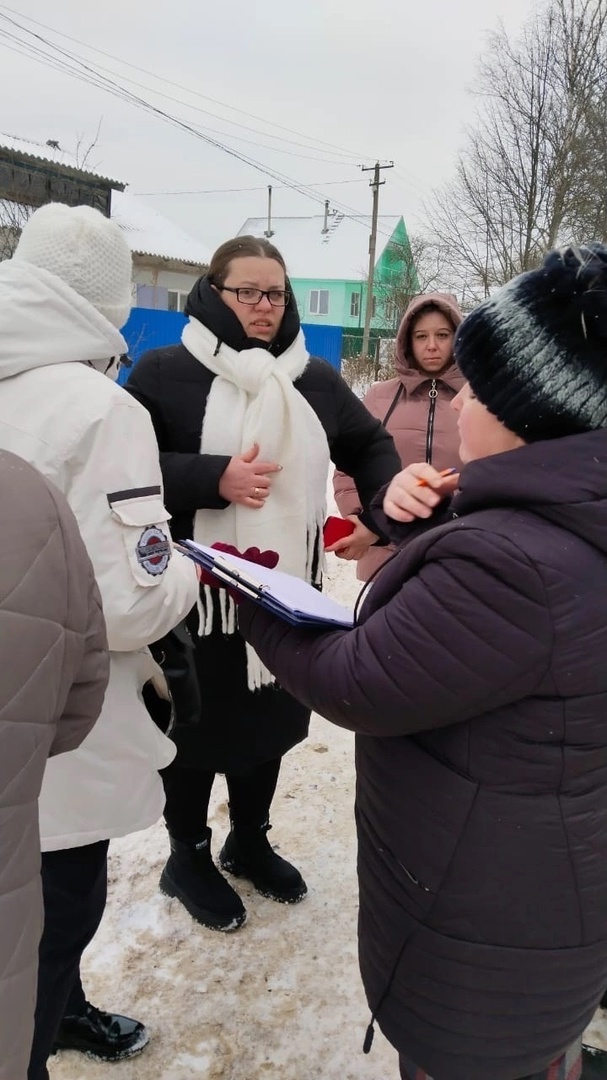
334, 293, 464, 580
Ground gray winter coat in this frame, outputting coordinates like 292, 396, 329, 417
239, 429, 607, 1080
0, 451, 108, 1080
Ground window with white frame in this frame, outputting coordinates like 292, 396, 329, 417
350, 291, 361, 318
309, 289, 329, 316
167, 290, 188, 313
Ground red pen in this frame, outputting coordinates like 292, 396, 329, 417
416, 467, 458, 488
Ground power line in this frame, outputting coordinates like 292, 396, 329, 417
0, 14, 399, 242
0, 19, 398, 241
0, 27, 338, 193
135, 179, 368, 196
0, 19, 350, 165
0, 21, 341, 189
0, 3, 371, 164
392, 165, 431, 203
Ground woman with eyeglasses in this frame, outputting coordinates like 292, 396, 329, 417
127, 235, 400, 932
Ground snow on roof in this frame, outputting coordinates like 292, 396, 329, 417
1, 192, 211, 268
0, 133, 210, 267
111, 190, 211, 267
237, 213, 403, 281
0, 132, 124, 187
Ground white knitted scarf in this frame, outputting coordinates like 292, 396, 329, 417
182, 316, 330, 690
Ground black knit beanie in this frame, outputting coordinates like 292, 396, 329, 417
453, 243, 607, 442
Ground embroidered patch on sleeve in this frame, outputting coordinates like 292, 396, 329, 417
135, 526, 171, 576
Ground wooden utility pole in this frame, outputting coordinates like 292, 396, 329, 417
361, 161, 393, 357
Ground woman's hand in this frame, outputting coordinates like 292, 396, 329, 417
218, 442, 282, 508
384, 464, 460, 523
325, 516, 379, 560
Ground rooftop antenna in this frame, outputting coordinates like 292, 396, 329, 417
264, 185, 274, 238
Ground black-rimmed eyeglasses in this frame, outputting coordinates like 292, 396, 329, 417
218, 286, 290, 307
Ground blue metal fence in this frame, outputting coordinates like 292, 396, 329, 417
118, 309, 186, 384
119, 308, 343, 385
300, 324, 343, 369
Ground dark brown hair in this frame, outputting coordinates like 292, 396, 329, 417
410, 301, 457, 334
407, 301, 457, 357
207, 235, 288, 287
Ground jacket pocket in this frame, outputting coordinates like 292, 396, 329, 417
109, 494, 173, 588
356, 736, 479, 922
427, 788, 585, 948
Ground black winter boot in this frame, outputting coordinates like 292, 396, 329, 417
219, 822, 307, 904
582, 1045, 607, 1079
159, 828, 246, 931
52, 1002, 149, 1061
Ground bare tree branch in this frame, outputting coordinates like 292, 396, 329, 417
0, 200, 32, 260
0, 122, 107, 261
424, 0, 607, 295
74, 116, 104, 173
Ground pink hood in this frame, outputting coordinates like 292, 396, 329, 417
395, 292, 463, 379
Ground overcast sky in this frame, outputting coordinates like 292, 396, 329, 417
1, 0, 537, 250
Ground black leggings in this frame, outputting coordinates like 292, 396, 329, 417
162, 756, 282, 841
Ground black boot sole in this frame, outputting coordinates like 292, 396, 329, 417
219, 853, 308, 904
159, 867, 246, 931
51, 1019, 149, 1062
51, 1039, 150, 1062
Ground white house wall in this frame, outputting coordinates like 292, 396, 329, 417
133, 266, 200, 292
132, 266, 201, 309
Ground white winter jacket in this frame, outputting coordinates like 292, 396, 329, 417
0, 260, 199, 850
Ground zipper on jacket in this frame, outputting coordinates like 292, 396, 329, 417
362, 855, 435, 1055
425, 379, 437, 464
400, 862, 432, 893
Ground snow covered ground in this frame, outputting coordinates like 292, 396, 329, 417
49, 552, 607, 1080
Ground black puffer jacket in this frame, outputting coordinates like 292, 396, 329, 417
127, 287, 400, 771
128, 346, 398, 541
239, 430, 607, 1079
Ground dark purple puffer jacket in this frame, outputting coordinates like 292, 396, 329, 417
239, 428, 607, 1080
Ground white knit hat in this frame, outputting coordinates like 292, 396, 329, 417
15, 202, 133, 329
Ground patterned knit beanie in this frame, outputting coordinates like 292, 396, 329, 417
453, 243, 607, 442
15, 203, 132, 329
